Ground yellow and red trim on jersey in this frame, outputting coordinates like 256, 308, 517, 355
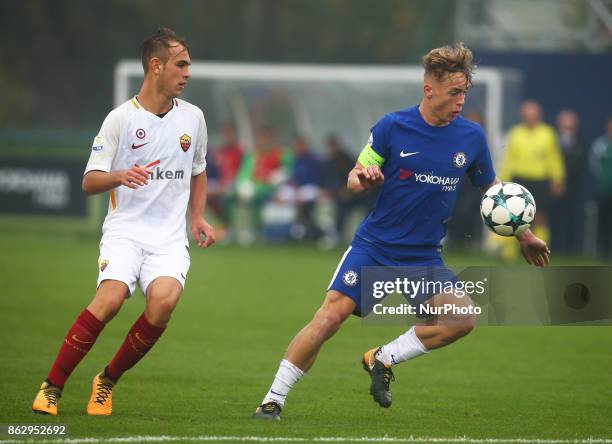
109, 190, 117, 210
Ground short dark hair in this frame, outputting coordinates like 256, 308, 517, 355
140, 27, 188, 73
422, 42, 475, 87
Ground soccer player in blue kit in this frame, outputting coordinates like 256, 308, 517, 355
253, 43, 551, 420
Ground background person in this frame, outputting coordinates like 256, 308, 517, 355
499, 100, 565, 259
551, 110, 588, 254
206, 123, 244, 234
232, 126, 292, 242
323, 134, 378, 245
590, 116, 612, 260
278, 135, 325, 241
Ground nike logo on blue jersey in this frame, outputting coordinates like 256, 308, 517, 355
400, 151, 419, 157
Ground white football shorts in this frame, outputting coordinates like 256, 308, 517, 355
96, 237, 191, 296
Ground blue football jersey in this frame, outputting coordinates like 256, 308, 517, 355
354, 105, 496, 259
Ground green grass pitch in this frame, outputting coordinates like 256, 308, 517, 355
0, 228, 611, 442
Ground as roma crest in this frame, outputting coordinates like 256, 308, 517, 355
99, 259, 109, 272
179, 134, 192, 152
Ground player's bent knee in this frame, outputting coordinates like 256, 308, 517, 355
88, 280, 129, 322
434, 292, 478, 340
148, 293, 181, 315
456, 315, 476, 337
145, 282, 182, 327
323, 291, 356, 317
443, 314, 476, 341
316, 309, 344, 336
312, 291, 354, 337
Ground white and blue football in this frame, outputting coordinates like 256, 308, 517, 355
480, 182, 536, 237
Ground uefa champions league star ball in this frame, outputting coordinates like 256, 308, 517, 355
480, 182, 536, 237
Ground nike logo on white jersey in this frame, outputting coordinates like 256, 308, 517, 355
400, 151, 419, 157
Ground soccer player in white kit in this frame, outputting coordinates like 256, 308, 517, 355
32, 28, 215, 416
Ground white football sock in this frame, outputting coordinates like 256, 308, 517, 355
376, 325, 428, 366
262, 359, 304, 407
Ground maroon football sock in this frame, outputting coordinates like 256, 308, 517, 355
106, 313, 165, 381
47, 309, 105, 388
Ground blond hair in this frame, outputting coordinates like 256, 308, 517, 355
422, 42, 475, 86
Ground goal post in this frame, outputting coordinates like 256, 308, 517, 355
115, 61, 522, 163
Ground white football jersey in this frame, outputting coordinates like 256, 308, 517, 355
85, 97, 207, 249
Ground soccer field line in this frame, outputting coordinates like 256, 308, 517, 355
1, 435, 611, 444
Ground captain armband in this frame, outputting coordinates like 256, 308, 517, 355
357, 145, 386, 168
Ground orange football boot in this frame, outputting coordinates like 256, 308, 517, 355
32, 382, 62, 416
86, 372, 115, 416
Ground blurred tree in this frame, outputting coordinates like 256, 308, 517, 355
0, 0, 454, 129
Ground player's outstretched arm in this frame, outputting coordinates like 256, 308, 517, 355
82, 165, 151, 195
347, 162, 384, 194
516, 229, 550, 267
189, 171, 215, 248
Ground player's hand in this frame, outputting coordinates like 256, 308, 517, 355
517, 229, 550, 267
120, 165, 151, 189
355, 165, 384, 189
191, 217, 216, 248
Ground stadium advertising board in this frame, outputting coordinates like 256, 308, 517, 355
0, 158, 87, 216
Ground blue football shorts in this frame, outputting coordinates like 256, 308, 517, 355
327, 239, 458, 317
